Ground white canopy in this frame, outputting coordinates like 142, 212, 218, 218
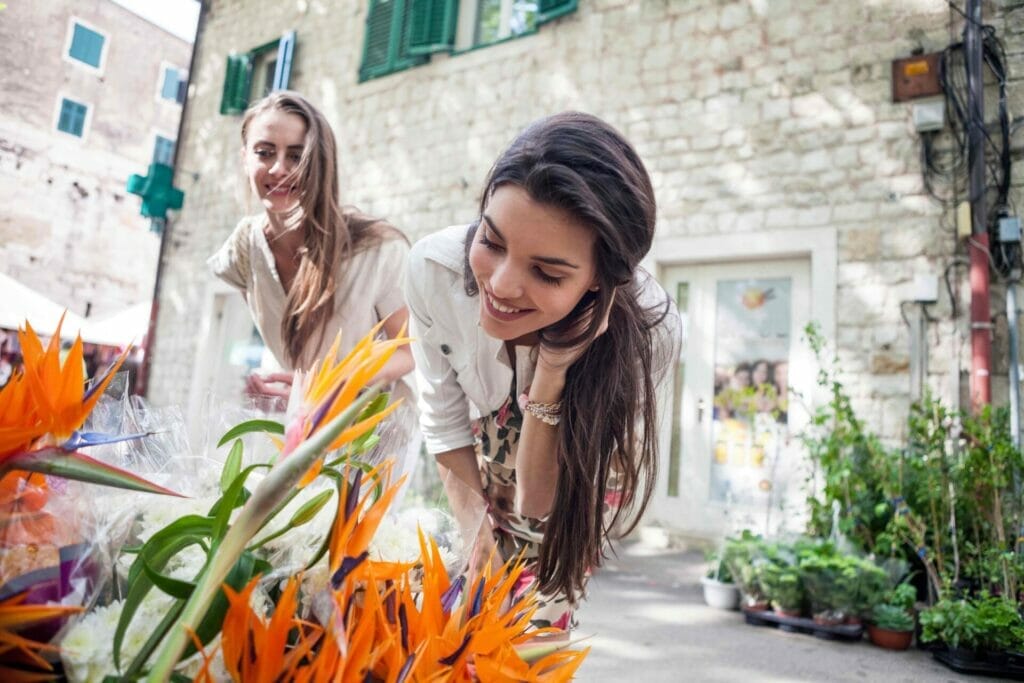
0, 272, 85, 338
78, 302, 151, 348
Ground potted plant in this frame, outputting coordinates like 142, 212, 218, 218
800, 553, 849, 625
701, 551, 740, 610
723, 532, 770, 611
849, 559, 889, 625
920, 594, 1024, 664
760, 557, 804, 617
868, 604, 915, 650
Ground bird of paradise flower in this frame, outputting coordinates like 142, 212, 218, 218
0, 317, 177, 681
194, 463, 588, 682
0, 317, 178, 496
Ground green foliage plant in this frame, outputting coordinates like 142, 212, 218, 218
920, 594, 1024, 653
872, 603, 915, 632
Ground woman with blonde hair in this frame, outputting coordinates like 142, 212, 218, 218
209, 91, 415, 470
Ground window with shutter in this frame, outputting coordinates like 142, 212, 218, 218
57, 98, 88, 138
159, 65, 187, 104
407, 0, 457, 55
153, 135, 176, 165
67, 21, 106, 70
219, 33, 296, 115
359, 0, 428, 82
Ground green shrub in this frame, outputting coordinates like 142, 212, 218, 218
872, 603, 915, 632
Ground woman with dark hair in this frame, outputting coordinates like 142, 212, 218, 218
406, 112, 681, 630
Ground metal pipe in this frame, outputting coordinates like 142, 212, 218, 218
965, 0, 992, 409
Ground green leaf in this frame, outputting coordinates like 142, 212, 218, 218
209, 463, 270, 543
3, 448, 182, 497
116, 515, 212, 669
217, 419, 285, 447
141, 556, 196, 600
220, 439, 244, 492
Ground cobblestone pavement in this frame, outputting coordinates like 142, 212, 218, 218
574, 541, 1001, 682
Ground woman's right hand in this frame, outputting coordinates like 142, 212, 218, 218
245, 372, 293, 411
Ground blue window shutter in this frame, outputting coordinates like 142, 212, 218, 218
153, 136, 175, 165
58, 99, 87, 137
220, 53, 253, 115
161, 67, 179, 100
175, 71, 188, 104
69, 23, 104, 68
537, 0, 577, 25
272, 31, 296, 91
407, 0, 456, 55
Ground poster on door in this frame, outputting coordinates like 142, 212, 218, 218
710, 277, 791, 505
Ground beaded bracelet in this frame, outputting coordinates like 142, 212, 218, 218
518, 393, 563, 426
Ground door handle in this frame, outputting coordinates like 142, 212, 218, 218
697, 397, 706, 423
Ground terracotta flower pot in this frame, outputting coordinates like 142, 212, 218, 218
867, 624, 913, 650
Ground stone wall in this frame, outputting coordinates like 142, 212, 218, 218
0, 0, 192, 319
150, 0, 1024, 443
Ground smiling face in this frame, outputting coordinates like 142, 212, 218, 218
242, 108, 307, 217
468, 185, 599, 344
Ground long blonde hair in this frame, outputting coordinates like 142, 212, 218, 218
241, 91, 398, 368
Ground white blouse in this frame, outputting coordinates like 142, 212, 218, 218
405, 225, 682, 455
208, 214, 411, 373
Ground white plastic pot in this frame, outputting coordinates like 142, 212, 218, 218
701, 576, 740, 610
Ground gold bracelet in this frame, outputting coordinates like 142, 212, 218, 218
518, 393, 562, 426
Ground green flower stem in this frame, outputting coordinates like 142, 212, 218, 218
145, 385, 383, 682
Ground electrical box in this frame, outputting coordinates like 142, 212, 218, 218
999, 215, 1022, 243
912, 98, 945, 132
910, 274, 939, 304
892, 52, 943, 102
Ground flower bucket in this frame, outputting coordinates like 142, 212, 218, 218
701, 576, 740, 610
867, 624, 913, 650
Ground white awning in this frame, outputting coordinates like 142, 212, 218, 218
78, 302, 151, 348
0, 273, 85, 338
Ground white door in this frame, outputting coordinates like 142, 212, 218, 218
653, 258, 813, 539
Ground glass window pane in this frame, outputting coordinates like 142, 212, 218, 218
710, 277, 792, 505
475, 0, 502, 44
667, 281, 689, 497
69, 23, 104, 68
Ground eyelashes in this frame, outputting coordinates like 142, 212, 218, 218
478, 235, 564, 286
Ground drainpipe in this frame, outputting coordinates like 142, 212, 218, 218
965, 0, 992, 410
137, 0, 208, 398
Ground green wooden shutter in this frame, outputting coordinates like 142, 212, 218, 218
407, 0, 456, 55
220, 53, 253, 115
537, 0, 577, 25
360, 0, 397, 81
272, 31, 296, 91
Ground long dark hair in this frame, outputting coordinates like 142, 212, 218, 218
465, 112, 674, 600
242, 92, 399, 368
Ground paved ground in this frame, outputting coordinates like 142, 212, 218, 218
575, 541, 1004, 682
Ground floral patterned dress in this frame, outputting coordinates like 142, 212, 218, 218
471, 381, 577, 631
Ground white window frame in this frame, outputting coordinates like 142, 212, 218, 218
151, 130, 177, 165
53, 94, 92, 141
155, 61, 187, 105
63, 17, 109, 75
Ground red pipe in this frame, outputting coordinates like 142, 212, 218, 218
969, 232, 992, 409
